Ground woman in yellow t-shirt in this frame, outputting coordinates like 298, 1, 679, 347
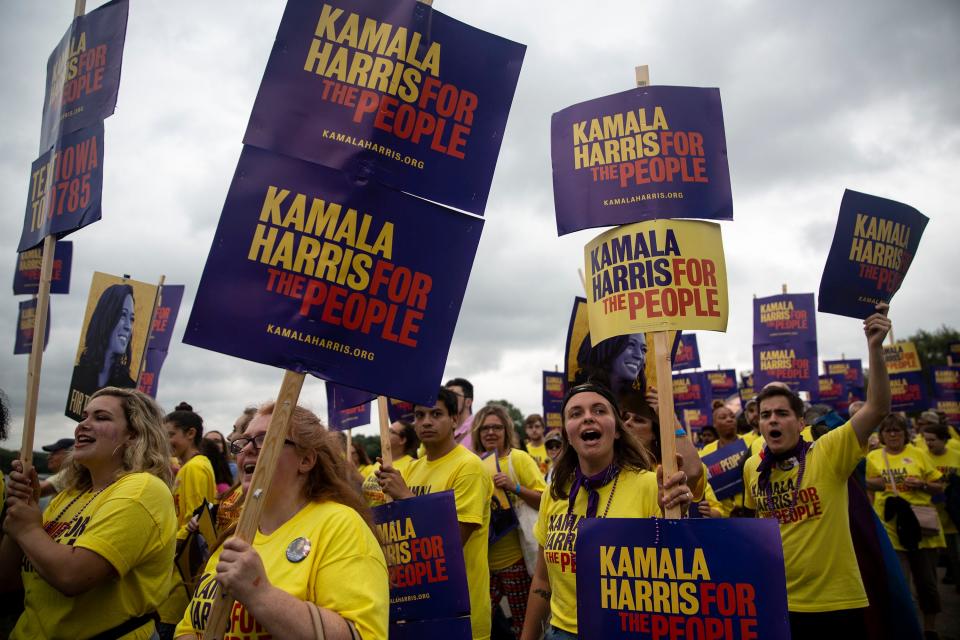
472, 404, 546, 637
866, 414, 945, 635
175, 403, 388, 640
921, 422, 960, 594
1, 387, 176, 640
520, 382, 693, 640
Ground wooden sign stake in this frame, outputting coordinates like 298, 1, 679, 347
377, 396, 394, 504
20, 236, 56, 465
653, 331, 681, 519
202, 369, 306, 639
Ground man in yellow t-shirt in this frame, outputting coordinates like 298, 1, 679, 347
743, 304, 892, 639
378, 388, 494, 640
523, 414, 550, 476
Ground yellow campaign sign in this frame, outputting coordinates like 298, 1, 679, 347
584, 219, 728, 342
883, 341, 921, 373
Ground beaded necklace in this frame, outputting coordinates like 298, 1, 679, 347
47, 488, 103, 537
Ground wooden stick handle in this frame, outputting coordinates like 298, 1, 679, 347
377, 396, 394, 504
653, 331, 681, 519
21, 236, 57, 465
201, 370, 306, 640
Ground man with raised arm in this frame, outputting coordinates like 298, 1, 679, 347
743, 304, 891, 639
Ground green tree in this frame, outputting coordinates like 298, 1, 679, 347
907, 325, 960, 372
485, 399, 526, 440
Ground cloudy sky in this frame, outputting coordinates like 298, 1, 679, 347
2, 0, 958, 448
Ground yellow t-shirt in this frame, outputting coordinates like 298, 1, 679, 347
361, 454, 415, 507
926, 447, 960, 534
525, 442, 550, 476
13, 473, 176, 640
403, 445, 493, 640
175, 500, 388, 640
744, 422, 868, 613
534, 468, 660, 635
699, 436, 746, 516
800, 425, 814, 442
488, 449, 547, 570
749, 435, 765, 457
866, 445, 946, 550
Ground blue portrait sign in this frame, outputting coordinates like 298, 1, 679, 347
38, 0, 128, 151
244, 0, 525, 216
818, 189, 928, 319
576, 518, 790, 639
19, 124, 105, 252
13, 240, 73, 295
182, 145, 483, 405
551, 86, 732, 235
372, 491, 471, 631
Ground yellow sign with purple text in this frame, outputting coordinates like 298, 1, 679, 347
883, 341, 922, 373
584, 219, 727, 343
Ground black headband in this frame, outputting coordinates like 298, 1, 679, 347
561, 382, 620, 416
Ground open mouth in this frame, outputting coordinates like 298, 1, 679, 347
580, 428, 602, 442
75, 434, 95, 446
768, 429, 782, 439
242, 463, 256, 474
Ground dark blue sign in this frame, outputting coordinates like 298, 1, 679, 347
19, 124, 105, 252
701, 438, 749, 500
753, 293, 816, 346
183, 145, 483, 406
932, 366, 960, 400
576, 518, 790, 639
38, 0, 128, 151
818, 190, 928, 319
244, 0, 525, 216
817, 374, 847, 408
15, 298, 50, 355
372, 491, 470, 627
326, 380, 373, 431
823, 358, 864, 388
753, 340, 818, 397
704, 369, 737, 397
13, 240, 73, 295
672, 333, 701, 370
673, 371, 712, 431
889, 371, 929, 413
551, 86, 732, 235
138, 285, 184, 398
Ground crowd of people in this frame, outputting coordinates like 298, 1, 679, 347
0, 304, 957, 640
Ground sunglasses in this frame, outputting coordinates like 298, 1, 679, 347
545, 441, 562, 450
229, 433, 296, 455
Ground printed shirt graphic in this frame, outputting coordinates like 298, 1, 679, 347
176, 500, 388, 640
12, 473, 176, 640
488, 449, 547, 570
866, 445, 946, 551
743, 423, 868, 612
362, 454, 415, 507
534, 469, 659, 634
926, 448, 960, 534
525, 442, 549, 476
403, 446, 493, 639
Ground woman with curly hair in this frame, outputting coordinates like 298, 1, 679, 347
1, 387, 176, 639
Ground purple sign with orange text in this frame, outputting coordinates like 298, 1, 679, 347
13, 240, 73, 295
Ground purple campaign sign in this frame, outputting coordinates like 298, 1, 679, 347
753, 293, 816, 345
823, 358, 864, 388
890, 371, 929, 413
932, 366, 960, 400
702, 438, 749, 500
753, 340, 818, 396
818, 189, 928, 319
674, 371, 712, 430
39, 0, 128, 152
543, 371, 565, 413
389, 617, 472, 639
18, 124, 105, 252
14, 298, 50, 355
183, 145, 482, 406
949, 342, 960, 367
704, 369, 737, 397
245, 0, 525, 216
551, 86, 732, 236
672, 333, 701, 371
576, 518, 790, 639
13, 240, 73, 295
138, 285, 184, 398
372, 491, 470, 625
326, 380, 372, 431
817, 374, 847, 407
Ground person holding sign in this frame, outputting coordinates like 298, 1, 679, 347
175, 403, 388, 640
378, 388, 494, 640
1, 387, 176, 640
699, 405, 748, 517
865, 414, 945, 635
472, 404, 546, 638
361, 419, 419, 507
743, 304, 893, 639
520, 382, 693, 640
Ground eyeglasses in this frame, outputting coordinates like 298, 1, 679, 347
545, 441, 562, 450
478, 424, 505, 433
229, 433, 296, 454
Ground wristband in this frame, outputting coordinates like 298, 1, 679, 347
675, 428, 687, 437
515, 482, 522, 495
